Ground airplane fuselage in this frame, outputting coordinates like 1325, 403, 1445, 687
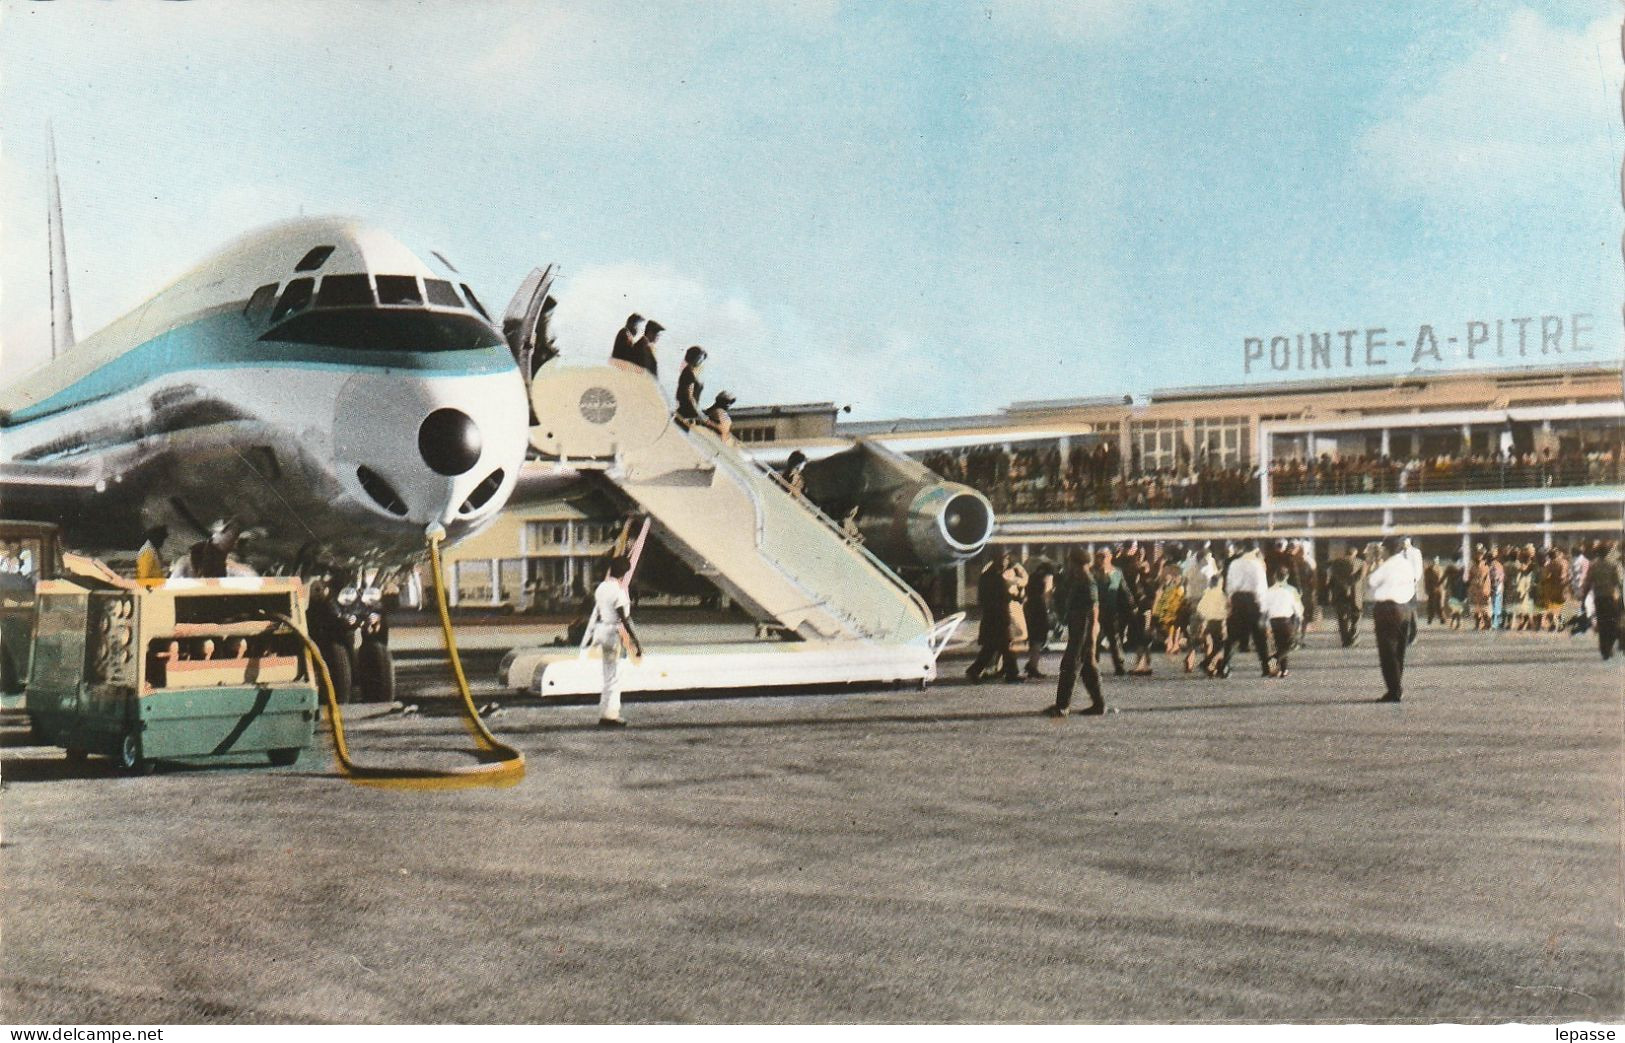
0, 218, 531, 574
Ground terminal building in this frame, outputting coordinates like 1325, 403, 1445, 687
439, 362, 1623, 611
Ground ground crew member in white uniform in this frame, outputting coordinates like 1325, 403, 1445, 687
593, 556, 644, 727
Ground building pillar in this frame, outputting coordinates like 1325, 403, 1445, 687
1542, 505, 1553, 549
449, 562, 461, 607
1380, 428, 1391, 456
1461, 506, 1472, 565
954, 560, 966, 610
490, 558, 501, 606
1382, 507, 1393, 533
1461, 423, 1471, 453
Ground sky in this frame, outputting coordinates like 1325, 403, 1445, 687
1, 0, 1619, 420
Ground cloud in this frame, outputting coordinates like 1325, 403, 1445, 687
547, 260, 951, 418
986, 0, 1183, 42
1357, 10, 1619, 204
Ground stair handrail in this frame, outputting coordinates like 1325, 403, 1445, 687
681, 426, 935, 628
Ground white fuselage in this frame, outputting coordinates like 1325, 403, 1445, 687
0, 217, 531, 572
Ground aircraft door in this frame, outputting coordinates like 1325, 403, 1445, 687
502, 265, 558, 421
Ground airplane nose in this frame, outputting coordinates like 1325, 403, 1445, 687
419, 408, 483, 476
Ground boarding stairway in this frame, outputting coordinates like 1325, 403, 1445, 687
527, 364, 936, 645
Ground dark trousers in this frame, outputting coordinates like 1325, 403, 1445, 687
1268, 618, 1296, 672
1425, 591, 1444, 624
1224, 593, 1269, 672
1333, 598, 1360, 646
1098, 615, 1125, 674
1054, 614, 1103, 711
969, 639, 1020, 681
1596, 596, 1622, 659
1373, 601, 1412, 698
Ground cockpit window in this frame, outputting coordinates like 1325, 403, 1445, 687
316, 274, 374, 308
295, 246, 335, 272
244, 283, 278, 320
270, 277, 315, 322
423, 279, 463, 309
375, 275, 423, 306
460, 284, 491, 321
259, 309, 504, 353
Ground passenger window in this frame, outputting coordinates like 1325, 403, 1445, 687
316, 274, 374, 308
375, 275, 423, 306
460, 283, 490, 320
244, 283, 278, 320
295, 245, 335, 272
270, 278, 315, 322
424, 279, 463, 308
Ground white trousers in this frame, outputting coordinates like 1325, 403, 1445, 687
595, 625, 623, 720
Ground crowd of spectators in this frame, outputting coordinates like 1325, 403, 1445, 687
922, 445, 1260, 514
920, 438, 1623, 514
1269, 444, 1622, 497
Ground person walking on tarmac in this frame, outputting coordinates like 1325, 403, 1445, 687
1327, 545, 1365, 647
1223, 540, 1270, 676
1044, 549, 1107, 717
1094, 547, 1129, 676
1023, 557, 1056, 679
593, 556, 644, 727
967, 549, 1023, 683
1193, 573, 1230, 677
1261, 568, 1304, 678
1580, 540, 1622, 660
1368, 536, 1418, 702
136, 524, 168, 583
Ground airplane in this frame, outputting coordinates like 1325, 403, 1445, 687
1, 142, 997, 706
1, 144, 534, 701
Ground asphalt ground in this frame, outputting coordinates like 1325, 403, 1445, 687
1, 624, 1620, 1024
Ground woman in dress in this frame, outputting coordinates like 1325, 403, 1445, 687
1467, 549, 1492, 630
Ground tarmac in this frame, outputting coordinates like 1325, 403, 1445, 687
1, 624, 1620, 1024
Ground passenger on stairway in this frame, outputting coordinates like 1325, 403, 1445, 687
705, 391, 736, 443
675, 346, 708, 427
609, 313, 644, 371
782, 451, 809, 496
631, 321, 663, 378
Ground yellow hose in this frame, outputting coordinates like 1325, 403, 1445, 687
268, 530, 525, 790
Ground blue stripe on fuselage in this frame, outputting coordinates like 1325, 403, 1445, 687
5, 307, 517, 427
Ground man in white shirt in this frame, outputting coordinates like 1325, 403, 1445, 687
1223, 540, 1270, 677
1368, 536, 1418, 702
592, 556, 644, 727
1260, 569, 1305, 678
1401, 535, 1425, 644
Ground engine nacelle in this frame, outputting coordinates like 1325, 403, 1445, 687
802, 441, 994, 569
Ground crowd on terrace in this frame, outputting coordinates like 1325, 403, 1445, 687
920, 437, 1622, 515
921, 445, 1260, 514
1268, 445, 1623, 497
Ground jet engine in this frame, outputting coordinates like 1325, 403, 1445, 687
800, 441, 993, 569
